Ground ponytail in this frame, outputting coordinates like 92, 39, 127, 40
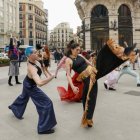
66, 40, 79, 57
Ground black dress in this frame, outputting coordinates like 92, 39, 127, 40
70, 47, 128, 126
70, 55, 98, 123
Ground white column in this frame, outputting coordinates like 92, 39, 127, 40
132, 11, 140, 49
84, 16, 91, 50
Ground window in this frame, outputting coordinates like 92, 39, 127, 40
19, 31, 22, 38
29, 40, 33, 46
29, 5, 32, 10
91, 5, 108, 18
21, 39, 24, 45
20, 22, 22, 28
28, 15, 33, 20
19, 5, 22, 11
29, 31, 32, 38
29, 23, 32, 28
118, 4, 131, 16
19, 14, 22, 19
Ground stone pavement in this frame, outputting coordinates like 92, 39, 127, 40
0, 61, 140, 140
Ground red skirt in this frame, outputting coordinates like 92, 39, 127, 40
57, 73, 84, 102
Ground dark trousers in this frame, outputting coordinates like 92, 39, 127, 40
9, 78, 57, 133
82, 77, 98, 120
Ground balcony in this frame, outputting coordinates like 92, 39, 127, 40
29, 36, 33, 39
29, 26, 33, 29
28, 17, 33, 20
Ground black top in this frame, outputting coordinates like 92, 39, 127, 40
28, 61, 42, 76
70, 55, 87, 73
26, 61, 42, 85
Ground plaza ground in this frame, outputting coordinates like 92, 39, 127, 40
0, 61, 140, 140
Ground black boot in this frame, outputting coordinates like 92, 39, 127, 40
15, 76, 22, 84
8, 76, 13, 86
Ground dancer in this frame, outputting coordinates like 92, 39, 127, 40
57, 72, 84, 102
42, 45, 52, 76
65, 39, 137, 128
8, 46, 57, 134
117, 60, 140, 87
56, 51, 93, 102
104, 69, 119, 90
55, 54, 83, 102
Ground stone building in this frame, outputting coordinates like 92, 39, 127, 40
19, 0, 48, 46
49, 22, 73, 49
0, 0, 19, 48
75, 0, 140, 51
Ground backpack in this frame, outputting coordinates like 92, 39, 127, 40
8, 46, 18, 60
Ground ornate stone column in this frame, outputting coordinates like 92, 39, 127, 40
83, 16, 91, 50
108, 4, 119, 43
133, 1, 140, 47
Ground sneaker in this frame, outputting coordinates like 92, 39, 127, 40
109, 87, 116, 91
137, 84, 140, 87
104, 83, 107, 89
38, 129, 55, 134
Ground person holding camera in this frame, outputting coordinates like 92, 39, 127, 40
8, 38, 22, 86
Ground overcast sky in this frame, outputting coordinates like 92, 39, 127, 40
42, 0, 82, 33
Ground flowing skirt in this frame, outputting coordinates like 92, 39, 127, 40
57, 73, 84, 102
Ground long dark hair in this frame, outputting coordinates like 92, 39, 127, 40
66, 40, 79, 57
44, 45, 50, 59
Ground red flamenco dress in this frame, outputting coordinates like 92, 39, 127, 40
57, 72, 84, 102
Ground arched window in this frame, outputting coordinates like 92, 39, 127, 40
91, 5, 108, 18
118, 4, 132, 46
118, 4, 131, 16
90, 5, 109, 51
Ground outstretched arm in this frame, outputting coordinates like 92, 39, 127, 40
79, 54, 93, 67
54, 56, 67, 78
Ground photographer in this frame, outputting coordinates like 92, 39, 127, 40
8, 38, 21, 86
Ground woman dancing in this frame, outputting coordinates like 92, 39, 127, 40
8, 46, 57, 134
64, 39, 137, 128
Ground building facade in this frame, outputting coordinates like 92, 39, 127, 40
49, 22, 73, 49
19, 0, 48, 46
75, 0, 140, 51
0, 0, 19, 48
